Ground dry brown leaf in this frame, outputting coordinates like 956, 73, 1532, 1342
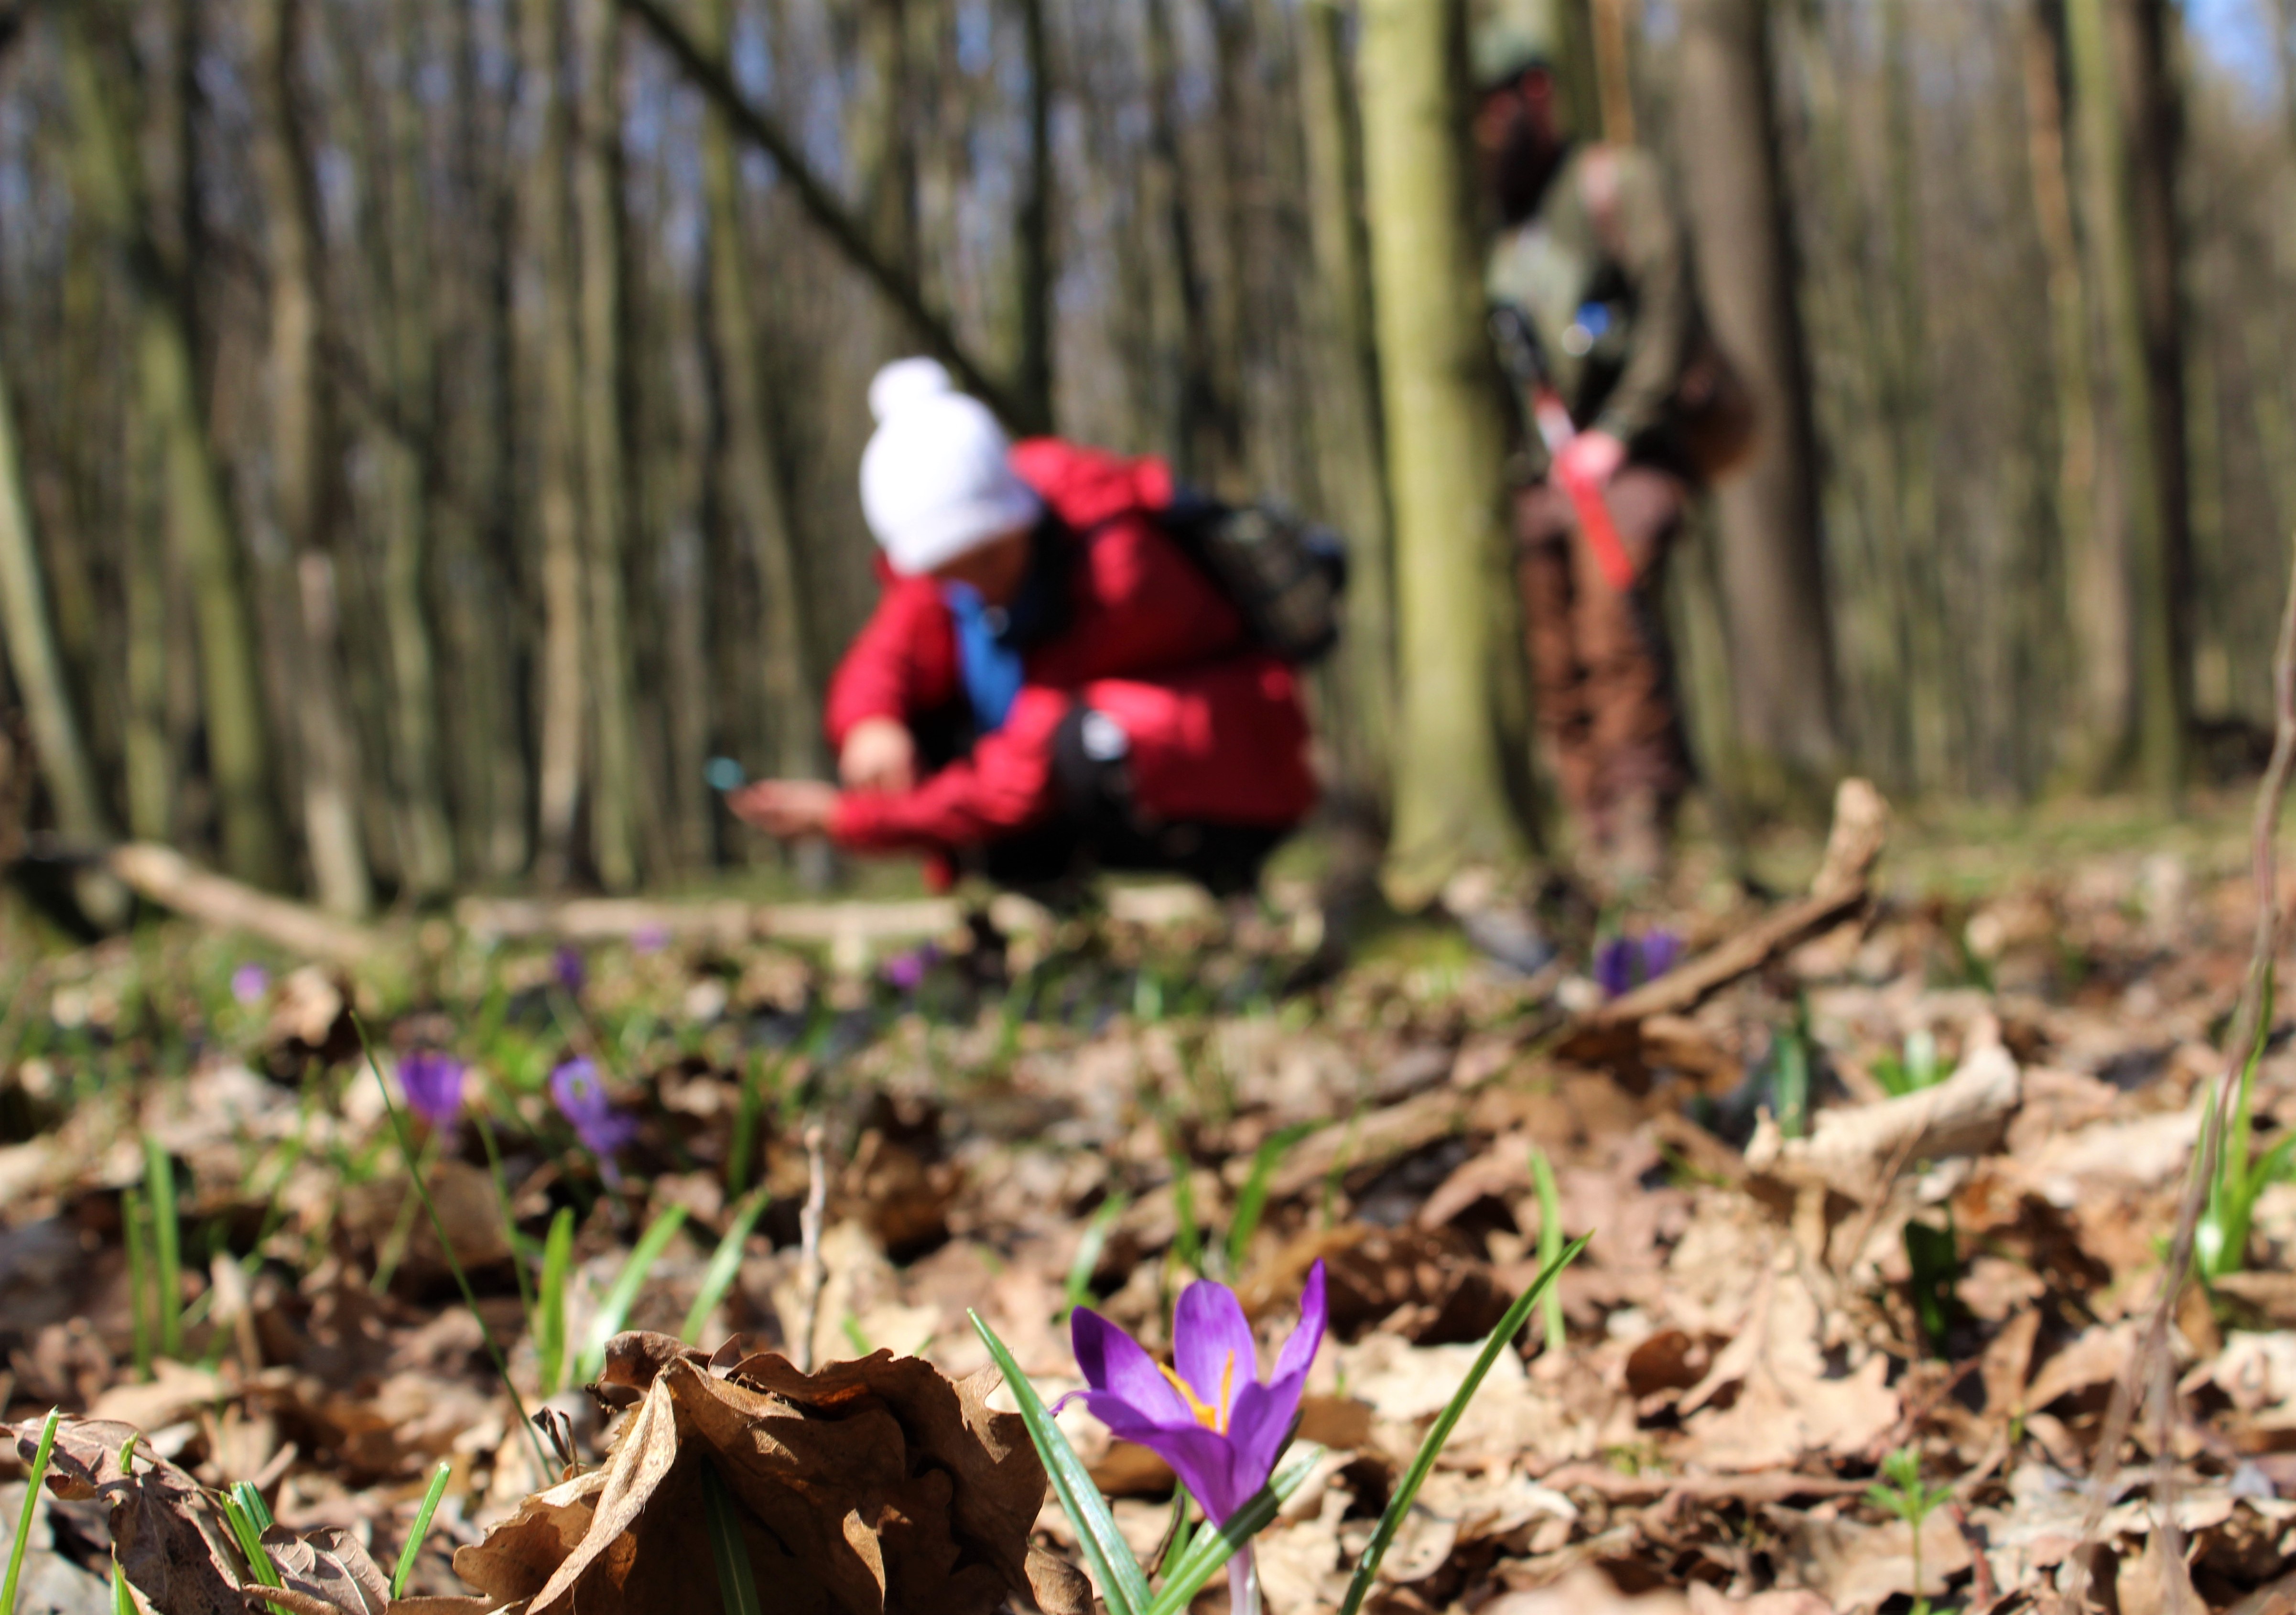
11, 1415, 245, 1615
1779, 1509, 1970, 1615
1677, 1265, 1899, 1472
453, 1332, 1061, 1615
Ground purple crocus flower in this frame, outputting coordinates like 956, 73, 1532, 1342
550, 1058, 638, 1162
230, 964, 271, 1007
632, 924, 671, 955
880, 943, 941, 993
1067, 1261, 1327, 1529
1593, 936, 1636, 999
397, 1051, 466, 1131
1638, 928, 1682, 982
552, 946, 587, 997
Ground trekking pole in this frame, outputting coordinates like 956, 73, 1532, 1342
1489, 306, 1637, 592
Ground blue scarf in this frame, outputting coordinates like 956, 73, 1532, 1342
942, 583, 1026, 734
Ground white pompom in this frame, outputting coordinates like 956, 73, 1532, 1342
867, 356, 955, 423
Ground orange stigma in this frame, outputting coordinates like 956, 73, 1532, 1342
1158, 1353, 1237, 1435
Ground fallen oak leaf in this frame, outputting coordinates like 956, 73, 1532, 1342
456, 1331, 1072, 1615
10, 1415, 242, 1615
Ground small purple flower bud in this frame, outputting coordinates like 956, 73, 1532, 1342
1639, 929, 1682, 982
552, 946, 587, 997
1593, 936, 1635, 999
551, 1057, 638, 1162
230, 964, 271, 1007
880, 944, 940, 993
398, 1051, 467, 1130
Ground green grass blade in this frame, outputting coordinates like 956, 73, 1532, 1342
230, 1482, 275, 1533
143, 1139, 182, 1360
1142, 1444, 1323, 1615
1226, 1125, 1317, 1276
968, 1310, 1150, 1615
390, 1462, 452, 1599
700, 1463, 764, 1615
575, 1206, 691, 1383
3, 1408, 62, 1615
1527, 1145, 1566, 1355
122, 1188, 152, 1380
110, 1559, 133, 1615
1061, 1193, 1130, 1321
726, 1052, 774, 1198
684, 1192, 770, 1344
1772, 1029, 1810, 1141
536, 1207, 576, 1398
1335, 1234, 1591, 1615
217, 1487, 291, 1615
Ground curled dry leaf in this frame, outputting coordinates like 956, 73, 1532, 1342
11, 1415, 243, 1615
452, 1331, 1085, 1615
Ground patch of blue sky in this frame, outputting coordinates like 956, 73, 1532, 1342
2181, 0, 2285, 110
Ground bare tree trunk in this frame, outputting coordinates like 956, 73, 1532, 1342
697, 0, 822, 790
520, 0, 590, 888
250, 0, 370, 917
56, 0, 286, 886
1672, 0, 1841, 797
574, 0, 643, 891
2067, 0, 2186, 801
1358, 0, 1526, 905
2022, 0, 2122, 786
1299, 0, 1394, 803
1011, 0, 1054, 433
0, 337, 110, 845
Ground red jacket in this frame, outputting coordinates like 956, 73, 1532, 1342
825, 439, 1318, 856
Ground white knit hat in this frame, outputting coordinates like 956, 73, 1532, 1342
858, 358, 1042, 575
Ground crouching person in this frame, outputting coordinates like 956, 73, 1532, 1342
728, 358, 1317, 898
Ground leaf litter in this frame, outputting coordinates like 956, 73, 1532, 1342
10, 784, 2296, 1610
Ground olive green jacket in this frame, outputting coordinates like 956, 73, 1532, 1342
1485, 143, 1696, 476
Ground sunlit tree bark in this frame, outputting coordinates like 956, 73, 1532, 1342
1358, 0, 1526, 904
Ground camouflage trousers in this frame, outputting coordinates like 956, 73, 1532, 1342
1512, 468, 1691, 859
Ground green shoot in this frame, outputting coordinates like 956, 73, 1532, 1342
535, 1207, 576, 1398
1903, 1216, 1962, 1354
1061, 1193, 1130, 1321
390, 1462, 452, 1599
683, 1192, 770, 1344
1225, 1124, 1316, 1277
968, 1311, 1153, 1615
1336, 1234, 1591, 1615
122, 1187, 153, 1379
700, 1463, 764, 1615
1527, 1145, 1567, 1355
110, 1558, 133, 1615
726, 1051, 778, 1198
472, 1112, 535, 1326
1770, 1021, 1811, 1140
840, 1313, 873, 1359
142, 1138, 182, 1360
1867, 1445, 1950, 1615
350, 1014, 554, 1480
218, 1484, 288, 1615
2, 1408, 62, 1615
1871, 1028, 1944, 1098
574, 1205, 690, 1383
2200, 968, 2295, 1279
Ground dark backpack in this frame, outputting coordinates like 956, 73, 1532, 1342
1158, 489, 1349, 664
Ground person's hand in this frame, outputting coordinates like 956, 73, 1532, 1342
1555, 430, 1627, 491
839, 717, 916, 794
727, 780, 840, 839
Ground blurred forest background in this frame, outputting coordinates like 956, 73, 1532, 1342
0, 0, 2293, 913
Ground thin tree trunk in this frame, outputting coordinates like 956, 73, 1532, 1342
1012, 0, 1054, 432
250, 0, 370, 917
2067, 0, 2185, 800
574, 0, 642, 891
1357, 0, 1525, 905
0, 337, 110, 845
698, 0, 820, 791
1672, 0, 1841, 796
2022, 0, 2122, 785
1299, 0, 1394, 803
56, 0, 286, 886
521, 0, 590, 888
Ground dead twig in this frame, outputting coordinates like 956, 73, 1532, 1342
2061, 544, 2296, 1615
797, 1120, 829, 1374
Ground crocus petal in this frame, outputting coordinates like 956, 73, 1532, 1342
1174, 1279, 1260, 1416
1086, 1402, 1248, 1524
1223, 1374, 1306, 1503
1070, 1308, 1193, 1428
1268, 1261, 1327, 1387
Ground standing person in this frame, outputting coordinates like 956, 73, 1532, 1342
1475, 29, 1750, 891
728, 358, 1317, 898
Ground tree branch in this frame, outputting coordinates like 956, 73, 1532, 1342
616, 0, 1029, 428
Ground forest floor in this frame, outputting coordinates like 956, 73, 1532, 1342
6, 784, 2296, 1615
